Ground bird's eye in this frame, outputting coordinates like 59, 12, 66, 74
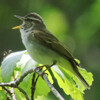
22, 23, 25, 26
22, 21, 33, 29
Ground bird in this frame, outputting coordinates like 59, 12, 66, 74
12, 12, 89, 89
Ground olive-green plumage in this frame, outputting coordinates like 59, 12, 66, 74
15, 12, 90, 89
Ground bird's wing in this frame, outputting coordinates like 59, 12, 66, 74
32, 30, 89, 89
32, 29, 75, 62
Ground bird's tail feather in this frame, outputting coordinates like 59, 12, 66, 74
70, 60, 90, 89
74, 69, 90, 89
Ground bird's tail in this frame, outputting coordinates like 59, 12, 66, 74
74, 68, 90, 89
70, 60, 90, 89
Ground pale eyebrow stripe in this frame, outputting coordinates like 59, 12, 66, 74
26, 13, 42, 21
25, 17, 41, 23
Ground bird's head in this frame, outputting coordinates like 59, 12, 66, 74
12, 12, 46, 30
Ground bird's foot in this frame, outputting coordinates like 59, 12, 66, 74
40, 60, 57, 77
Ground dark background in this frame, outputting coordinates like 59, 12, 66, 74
0, 0, 100, 100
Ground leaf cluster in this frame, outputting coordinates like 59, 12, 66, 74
0, 51, 93, 100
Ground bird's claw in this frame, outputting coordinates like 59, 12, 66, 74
35, 61, 57, 77
40, 70, 48, 78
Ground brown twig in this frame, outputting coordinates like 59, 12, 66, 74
31, 73, 36, 100
31, 73, 39, 100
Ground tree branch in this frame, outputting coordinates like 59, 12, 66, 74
43, 75, 65, 100
0, 67, 37, 87
17, 86, 30, 100
0, 67, 65, 100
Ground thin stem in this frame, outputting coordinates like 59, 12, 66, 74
2, 86, 12, 96
31, 73, 36, 100
2, 86, 12, 100
17, 86, 30, 100
31, 73, 39, 100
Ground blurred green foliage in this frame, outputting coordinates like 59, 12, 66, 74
0, 0, 100, 100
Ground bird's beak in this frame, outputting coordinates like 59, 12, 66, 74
12, 15, 24, 29
12, 25, 22, 29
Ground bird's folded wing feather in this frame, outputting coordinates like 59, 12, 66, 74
31, 30, 89, 88
32, 29, 75, 62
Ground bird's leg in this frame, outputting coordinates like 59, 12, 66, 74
35, 60, 57, 71
45, 60, 57, 70
41, 60, 57, 77
34, 65, 44, 73
34, 61, 57, 77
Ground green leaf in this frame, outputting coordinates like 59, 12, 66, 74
35, 94, 58, 100
34, 77, 50, 98
52, 67, 84, 100
16, 53, 37, 72
15, 88, 26, 100
0, 50, 93, 100
19, 73, 51, 98
78, 67, 94, 86
16, 54, 37, 97
0, 90, 6, 100
17, 54, 50, 98
15, 53, 93, 100
19, 72, 33, 97
51, 65, 93, 100
52, 65, 65, 81
1, 50, 26, 82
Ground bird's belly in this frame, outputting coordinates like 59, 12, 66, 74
24, 41, 74, 74
25, 42, 73, 71
24, 41, 59, 65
